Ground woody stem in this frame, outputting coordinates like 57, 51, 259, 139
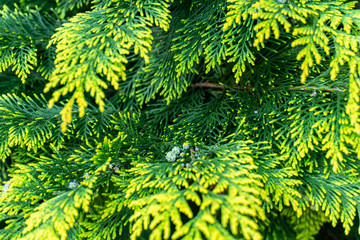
189, 82, 345, 92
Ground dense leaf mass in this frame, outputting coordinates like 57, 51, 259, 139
0, 0, 360, 239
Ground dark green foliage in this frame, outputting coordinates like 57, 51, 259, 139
0, 0, 360, 240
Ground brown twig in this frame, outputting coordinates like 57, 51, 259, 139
189, 82, 345, 92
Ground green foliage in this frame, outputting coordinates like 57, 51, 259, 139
127, 142, 265, 240
22, 187, 92, 240
0, 0, 360, 239
45, 0, 172, 130
0, 5, 60, 81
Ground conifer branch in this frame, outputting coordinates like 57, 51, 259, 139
189, 82, 345, 92
0, 1, 359, 239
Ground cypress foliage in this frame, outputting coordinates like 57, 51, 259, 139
0, 0, 360, 239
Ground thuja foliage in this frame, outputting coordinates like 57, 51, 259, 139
0, 0, 360, 239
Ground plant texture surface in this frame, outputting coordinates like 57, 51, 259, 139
0, 0, 360, 239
